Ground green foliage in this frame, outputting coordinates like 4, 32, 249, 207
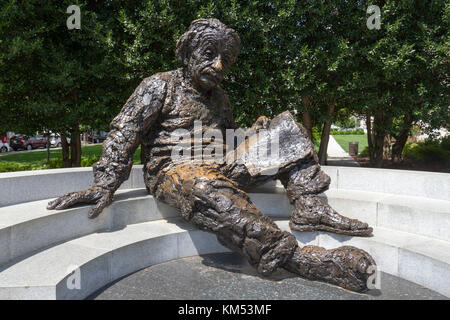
334, 118, 357, 129
0, 162, 34, 172
359, 1, 449, 140
0, 1, 448, 170
330, 129, 365, 135
80, 155, 100, 167
45, 155, 100, 168
440, 136, 450, 151
333, 108, 358, 129
359, 146, 369, 157
311, 126, 322, 152
0, 0, 132, 137
403, 139, 450, 164
44, 158, 64, 169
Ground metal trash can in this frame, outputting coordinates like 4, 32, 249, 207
348, 142, 359, 156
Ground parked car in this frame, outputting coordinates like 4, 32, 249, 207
0, 141, 11, 153
87, 133, 107, 144
49, 134, 70, 148
10, 135, 47, 151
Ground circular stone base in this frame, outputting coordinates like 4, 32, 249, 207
89, 253, 446, 300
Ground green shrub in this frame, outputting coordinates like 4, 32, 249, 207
43, 155, 100, 168
403, 140, 450, 164
440, 136, 450, 151
81, 155, 100, 167
402, 142, 418, 156
0, 155, 101, 173
330, 129, 364, 135
359, 146, 369, 157
312, 127, 321, 152
44, 158, 63, 169
0, 162, 33, 172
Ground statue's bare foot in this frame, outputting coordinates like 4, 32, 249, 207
284, 245, 376, 292
289, 195, 373, 236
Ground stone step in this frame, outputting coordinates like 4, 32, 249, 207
242, 189, 450, 242
322, 189, 450, 242
0, 218, 448, 299
276, 220, 450, 298
1, 188, 448, 267
2, 165, 448, 207
0, 218, 229, 299
0, 189, 179, 267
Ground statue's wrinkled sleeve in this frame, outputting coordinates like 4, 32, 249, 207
92, 75, 167, 192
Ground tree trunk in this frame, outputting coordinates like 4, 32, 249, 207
383, 133, 391, 161
70, 128, 81, 167
373, 135, 384, 167
302, 112, 313, 139
392, 111, 414, 163
371, 107, 392, 168
318, 103, 336, 165
60, 133, 71, 168
46, 133, 50, 163
301, 97, 313, 139
366, 110, 374, 162
69, 90, 82, 167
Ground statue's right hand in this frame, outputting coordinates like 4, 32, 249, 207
47, 186, 113, 219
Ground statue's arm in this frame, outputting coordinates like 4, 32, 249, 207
92, 76, 167, 192
47, 75, 168, 218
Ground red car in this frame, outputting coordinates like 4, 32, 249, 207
10, 135, 48, 151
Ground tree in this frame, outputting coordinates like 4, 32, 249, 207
117, 0, 369, 167
0, 0, 131, 166
357, 0, 449, 166
1, 0, 447, 169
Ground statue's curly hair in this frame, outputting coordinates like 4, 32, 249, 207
176, 18, 241, 67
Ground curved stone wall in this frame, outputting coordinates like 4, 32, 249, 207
1, 165, 449, 207
0, 166, 448, 299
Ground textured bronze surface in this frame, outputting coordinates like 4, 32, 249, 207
48, 18, 376, 292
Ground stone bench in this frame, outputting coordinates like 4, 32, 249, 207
0, 217, 448, 299
0, 166, 449, 299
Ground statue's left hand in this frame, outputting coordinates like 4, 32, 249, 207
46, 186, 113, 219
250, 116, 271, 131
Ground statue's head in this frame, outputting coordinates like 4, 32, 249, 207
176, 18, 241, 92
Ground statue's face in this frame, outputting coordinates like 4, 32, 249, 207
187, 30, 237, 92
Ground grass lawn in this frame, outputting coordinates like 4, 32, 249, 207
0, 135, 367, 172
0, 145, 142, 172
332, 134, 368, 154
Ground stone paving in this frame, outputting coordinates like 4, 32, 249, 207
326, 135, 360, 167
89, 252, 447, 300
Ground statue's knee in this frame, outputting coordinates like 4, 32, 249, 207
287, 163, 331, 196
314, 168, 331, 191
188, 177, 240, 214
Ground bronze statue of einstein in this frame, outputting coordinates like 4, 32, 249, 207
48, 19, 376, 292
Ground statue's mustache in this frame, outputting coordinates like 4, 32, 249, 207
201, 67, 223, 82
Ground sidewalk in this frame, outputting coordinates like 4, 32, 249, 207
326, 135, 360, 167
